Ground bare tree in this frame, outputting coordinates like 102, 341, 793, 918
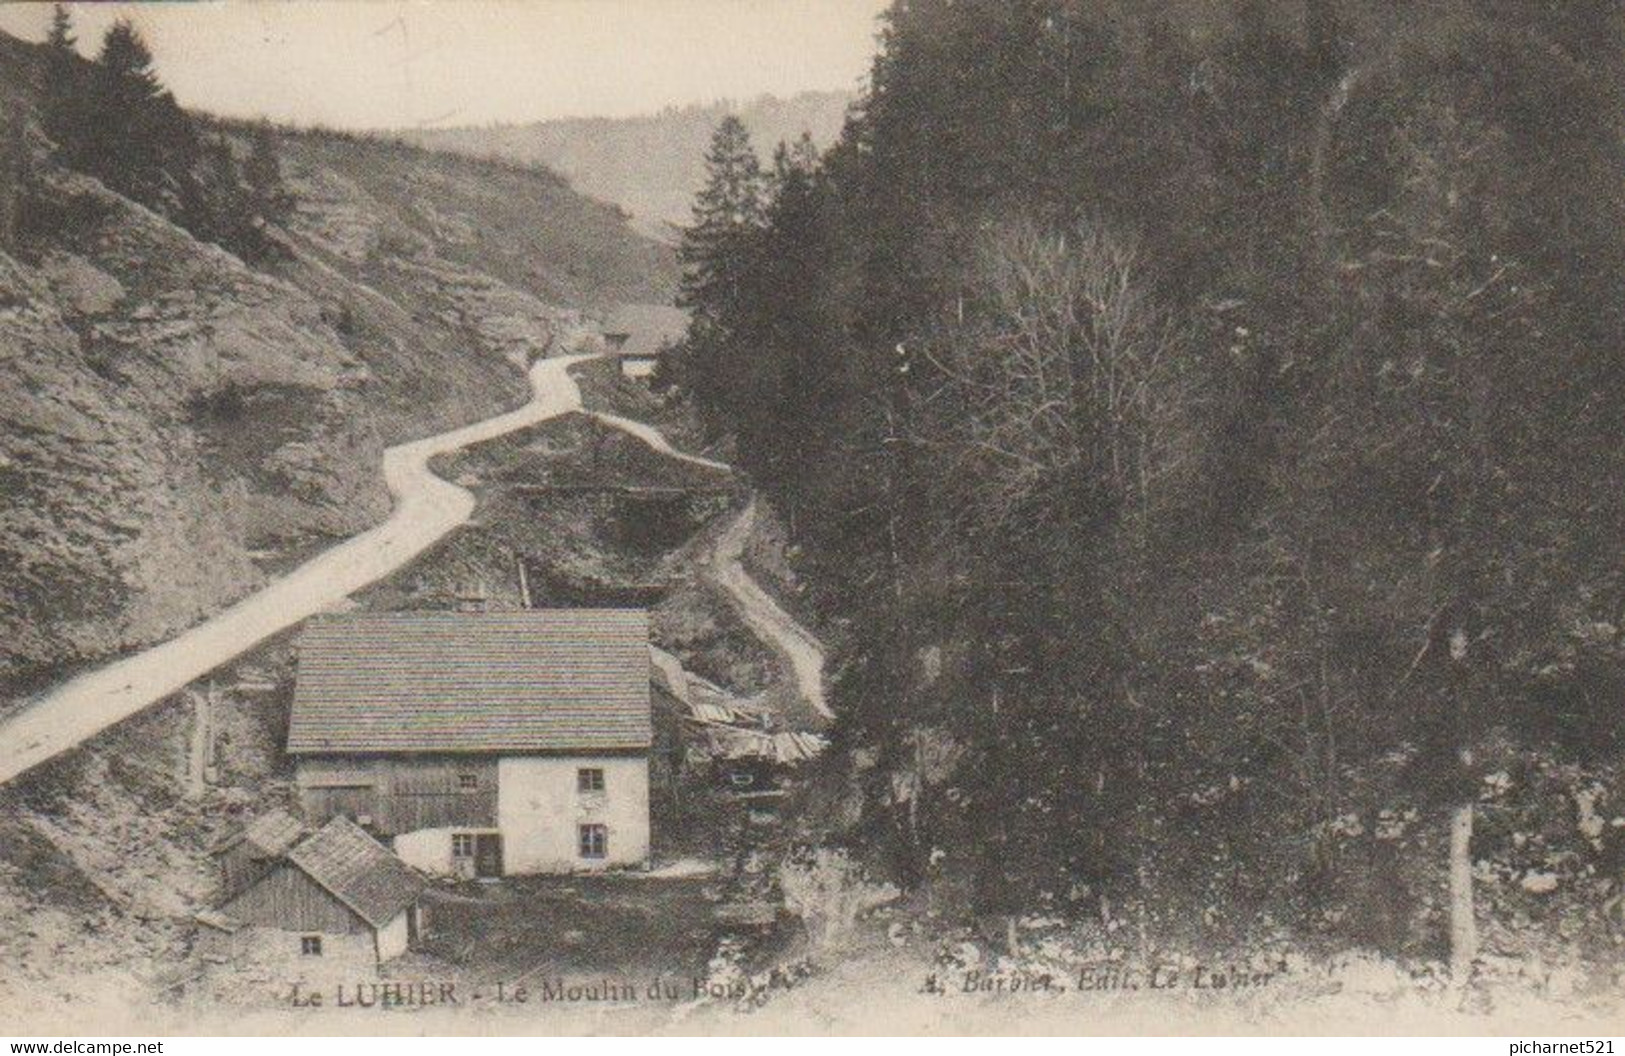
917, 216, 1194, 542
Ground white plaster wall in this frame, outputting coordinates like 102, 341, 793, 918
497, 756, 649, 873
205, 926, 379, 986
392, 827, 455, 876
393, 827, 492, 879
375, 910, 410, 962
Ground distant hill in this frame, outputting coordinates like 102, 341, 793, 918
401, 91, 855, 239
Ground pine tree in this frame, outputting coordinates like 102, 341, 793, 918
197, 135, 246, 245
191, 124, 296, 262
96, 21, 165, 119
678, 115, 765, 333
41, 4, 83, 164
769, 132, 819, 198
244, 123, 294, 230
743, 133, 832, 479
46, 4, 73, 52
675, 115, 766, 418
83, 20, 195, 208
0, 107, 24, 250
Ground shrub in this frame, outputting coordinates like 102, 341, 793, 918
779, 847, 898, 949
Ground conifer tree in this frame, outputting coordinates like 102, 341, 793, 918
83, 20, 195, 207
244, 123, 294, 230
41, 5, 84, 164
0, 108, 24, 250
678, 115, 765, 334
675, 115, 765, 417
46, 4, 73, 53
197, 135, 246, 244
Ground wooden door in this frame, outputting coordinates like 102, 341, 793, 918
474, 834, 503, 878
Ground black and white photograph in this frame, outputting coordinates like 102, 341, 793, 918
0, 0, 1623, 1040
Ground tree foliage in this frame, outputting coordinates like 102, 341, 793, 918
35, 12, 295, 263
674, 115, 769, 424
676, 0, 1625, 953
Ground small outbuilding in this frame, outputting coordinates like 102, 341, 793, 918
209, 808, 306, 901
601, 304, 688, 380
206, 815, 426, 973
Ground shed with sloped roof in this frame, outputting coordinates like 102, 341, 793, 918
214, 815, 425, 969
210, 808, 308, 900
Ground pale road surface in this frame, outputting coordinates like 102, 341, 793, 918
711, 499, 832, 720
0, 354, 830, 783
0, 353, 592, 785
586, 411, 732, 472
585, 417, 832, 720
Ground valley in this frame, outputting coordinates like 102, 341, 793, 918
4, 0, 1625, 1037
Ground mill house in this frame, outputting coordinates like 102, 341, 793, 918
286, 610, 654, 878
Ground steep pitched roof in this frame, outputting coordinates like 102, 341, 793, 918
209, 808, 306, 859
231, 808, 305, 857
287, 816, 425, 930
287, 610, 653, 754
601, 303, 688, 358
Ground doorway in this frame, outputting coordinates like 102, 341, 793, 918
474, 833, 504, 878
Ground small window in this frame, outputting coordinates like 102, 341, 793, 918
577, 767, 605, 793
451, 833, 476, 859
578, 823, 607, 859
301, 935, 322, 957
457, 773, 479, 791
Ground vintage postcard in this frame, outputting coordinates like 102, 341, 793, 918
0, 0, 1622, 1039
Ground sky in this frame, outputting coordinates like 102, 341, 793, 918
0, 1, 887, 130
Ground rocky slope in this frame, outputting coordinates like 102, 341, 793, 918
269, 129, 675, 441
1, 167, 388, 693
0, 31, 677, 698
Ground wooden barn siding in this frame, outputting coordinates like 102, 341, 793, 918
221, 864, 366, 934
302, 785, 378, 825
216, 842, 278, 901
298, 756, 498, 834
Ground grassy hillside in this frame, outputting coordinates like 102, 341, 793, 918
267, 127, 678, 442
280, 130, 678, 315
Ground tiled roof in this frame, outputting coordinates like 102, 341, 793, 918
602, 303, 688, 358
288, 816, 425, 930
242, 808, 306, 857
210, 808, 306, 858
287, 610, 653, 754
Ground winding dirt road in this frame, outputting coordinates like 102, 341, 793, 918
586, 411, 731, 472
584, 419, 830, 721
0, 354, 592, 785
711, 500, 831, 720
0, 353, 831, 784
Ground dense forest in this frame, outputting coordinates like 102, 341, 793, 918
673, 0, 1625, 971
